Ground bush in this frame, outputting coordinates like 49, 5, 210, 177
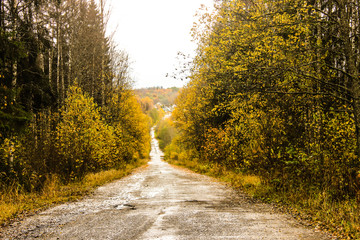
56, 86, 116, 181
0, 85, 151, 192
155, 117, 177, 150
104, 90, 151, 163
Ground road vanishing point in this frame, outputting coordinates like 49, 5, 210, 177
1, 129, 335, 239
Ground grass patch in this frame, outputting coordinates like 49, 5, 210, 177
166, 157, 360, 239
0, 159, 148, 226
166, 158, 261, 193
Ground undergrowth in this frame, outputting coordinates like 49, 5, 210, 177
166, 157, 359, 239
0, 159, 148, 227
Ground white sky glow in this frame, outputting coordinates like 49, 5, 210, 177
107, 0, 214, 89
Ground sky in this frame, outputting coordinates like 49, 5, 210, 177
106, 0, 214, 89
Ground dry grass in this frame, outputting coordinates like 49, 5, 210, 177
166, 157, 360, 239
0, 159, 148, 226
167, 158, 261, 191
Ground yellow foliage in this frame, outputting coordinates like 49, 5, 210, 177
56, 86, 116, 181
103, 90, 151, 162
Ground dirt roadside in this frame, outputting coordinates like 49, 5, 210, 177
0, 130, 336, 239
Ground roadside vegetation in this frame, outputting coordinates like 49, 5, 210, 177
0, 159, 147, 226
136, 87, 179, 150
0, 85, 151, 226
163, 0, 360, 239
135, 87, 179, 108
165, 138, 358, 239
155, 116, 177, 151
0, 0, 150, 226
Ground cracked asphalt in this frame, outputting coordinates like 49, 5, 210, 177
1, 129, 335, 239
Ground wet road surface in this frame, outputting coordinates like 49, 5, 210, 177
1, 129, 334, 239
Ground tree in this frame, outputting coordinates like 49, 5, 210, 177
173, 0, 360, 198
0, 0, 151, 191
56, 86, 116, 181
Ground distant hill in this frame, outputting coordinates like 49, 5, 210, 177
135, 87, 180, 106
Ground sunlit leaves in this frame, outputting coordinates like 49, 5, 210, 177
55, 86, 150, 182
56, 86, 116, 180
103, 90, 151, 162
172, 0, 360, 200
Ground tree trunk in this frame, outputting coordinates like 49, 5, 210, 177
61, 43, 65, 102
100, 0, 105, 107
12, 61, 17, 87
57, 27, 61, 103
49, 48, 53, 89
342, 2, 360, 159
92, 47, 95, 98
56, 2, 62, 104
11, 0, 18, 88
0, 0, 3, 29
69, 46, 72, 86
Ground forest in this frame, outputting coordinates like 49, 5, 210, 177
3, 0, 360, 237
163, 0, 360, 237
135, 87, 179, 109
134, 87, 179, 150
0, 0, 150, 203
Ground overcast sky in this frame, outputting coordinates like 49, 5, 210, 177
106, 0, 214, 89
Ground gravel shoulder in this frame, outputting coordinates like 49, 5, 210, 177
1, 129, 335, 239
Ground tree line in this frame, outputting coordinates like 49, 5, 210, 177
170, 0, 360, 200
0, 0, 150, 191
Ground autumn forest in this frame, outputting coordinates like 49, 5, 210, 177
164, 0, 360, 237
0, 0, 150, 199
1, 0, 360, 238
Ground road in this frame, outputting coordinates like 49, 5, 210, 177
1, 129, 334, 239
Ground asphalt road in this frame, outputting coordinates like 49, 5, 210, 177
1, 129, 334, 239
